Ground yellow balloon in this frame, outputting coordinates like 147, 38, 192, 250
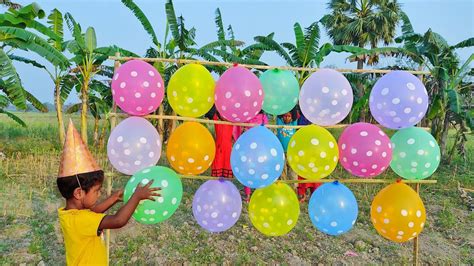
287, 125, 339, 180
249, 183, 300, 236
371, 182, 426, 243
166, 122, 215, 175
167, 64, 215, 117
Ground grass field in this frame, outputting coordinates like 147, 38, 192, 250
0, 112, 473, 264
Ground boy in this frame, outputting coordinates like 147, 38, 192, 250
276, 110, 298, 184
57, 120, 160, 265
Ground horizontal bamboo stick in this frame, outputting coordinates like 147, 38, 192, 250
104, 171, 436, 184
109, 113, 430, 130
108, 56, 431, 75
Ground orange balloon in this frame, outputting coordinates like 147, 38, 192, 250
166, 122, 216, 175
371, 182, 426, 243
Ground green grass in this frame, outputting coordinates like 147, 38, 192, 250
0, 112, 473, 264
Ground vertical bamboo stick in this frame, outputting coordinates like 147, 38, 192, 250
105, 52, 121, 263
413, 183, 420, 266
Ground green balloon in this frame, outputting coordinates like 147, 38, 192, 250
123, 166, 183, 224
390, 127, 440, 180
260, 69, 299, 115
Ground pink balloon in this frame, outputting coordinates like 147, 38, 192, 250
338, 123, 392, 178
215, 66, 264, 122
111, 60, 164, 116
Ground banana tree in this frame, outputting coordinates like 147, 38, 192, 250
1, 3, 69, 126
64, 12, 138, 144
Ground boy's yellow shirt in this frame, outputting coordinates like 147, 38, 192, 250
58, 208, 107, 265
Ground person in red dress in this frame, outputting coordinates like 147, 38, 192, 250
205, 106, 234, 178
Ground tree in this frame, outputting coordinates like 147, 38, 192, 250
1, 3, 69, 126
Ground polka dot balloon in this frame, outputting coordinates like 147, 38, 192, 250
308, 182, 358, 236
111, 59, 164, 116
166, 122, 215, 175
107, 117, 161, 175
192, 180, 242, 233
371, 181, 426, 243
167, 64, 215, 117
123, 166, 183, 224
215, 65, 264, 122
338, 123, 393, 178
230, 126, 285, 189
249, 183, 300, 236
299, 68, 353, 126
287, 125, 339, 180
390, 127, 440, 180
369, 71, 429, 129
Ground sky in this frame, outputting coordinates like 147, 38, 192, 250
4, 0, 474, 104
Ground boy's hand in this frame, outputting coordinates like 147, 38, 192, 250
133, 180, 161, 201
112, 189, 124, 202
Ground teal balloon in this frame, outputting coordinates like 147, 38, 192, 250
123, 166, 183, 224
260, 69, 299, 115
390, 127, 440, 180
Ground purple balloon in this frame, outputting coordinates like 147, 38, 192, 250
107, 117, 162, 175
299, 69, 353, 126
369, 71, 429, 129
192, 180, 242, 233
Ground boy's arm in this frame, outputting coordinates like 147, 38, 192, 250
99, 181, 160, 230
91, 190, 123, 213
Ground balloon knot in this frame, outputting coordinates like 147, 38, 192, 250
218, 176, 224, 182
396, 178, 402, 183
333, 180, 339, 185
233, 63, 238, 67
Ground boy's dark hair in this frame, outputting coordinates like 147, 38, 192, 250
57, 170, 104, 199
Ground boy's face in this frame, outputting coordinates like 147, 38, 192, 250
82, 183, 102, 208
282, 113, 292, 124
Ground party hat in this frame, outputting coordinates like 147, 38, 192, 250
58, 119, 101, 178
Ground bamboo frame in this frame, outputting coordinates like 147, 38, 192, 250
108, 56, 431, 75
108, 55, 435, 265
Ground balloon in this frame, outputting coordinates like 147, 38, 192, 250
338, 123, 393, 178
167, 64, 215, 117
371, 182, 426, 242
230, 126, 285, 188
249, 183, 300, 236
308, 181, 358, 236
260, 69, 299, 115
166, 122, 215, 175
390, 127, 440, 180
107, 117, 161, 175
369, 71, 429, 129
299, 69, 353, 126
287, 125, 339, 180
192, 180, 242, 232
111, 59, 164, 116
123, 166, 183, 224
215, 66, 264, 122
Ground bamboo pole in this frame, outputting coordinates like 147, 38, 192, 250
105, 52, 121, 263
109, 112, 430, 131
108, 56, 431, 75
413, 183, 421, 266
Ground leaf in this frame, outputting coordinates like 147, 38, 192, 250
302, 22, 320, 66
47, 8, 63, 50
0, 26, 69, 69
65, 103, 81, 114
24, 90, 48, 112
314, 42, 333, 67
0, 48, 27, 109
293, 23, 305, 62
214, 8, 226, 53
64, 13, 85, 53
121, 0, 159, 46
399, 11, 414, 36
446, 89, 461, 114
427, 95, 443, 120
451, 37, 474, 50
165, 0, 180, 44
201, 40, 244, 50
85, 27, 97, 54
0, 108, 26, 127
254, 35, 293, 66
8, 54, 46, 69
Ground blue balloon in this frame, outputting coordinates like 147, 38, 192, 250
231, 126, 285, 188
308, 181, 358, 236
